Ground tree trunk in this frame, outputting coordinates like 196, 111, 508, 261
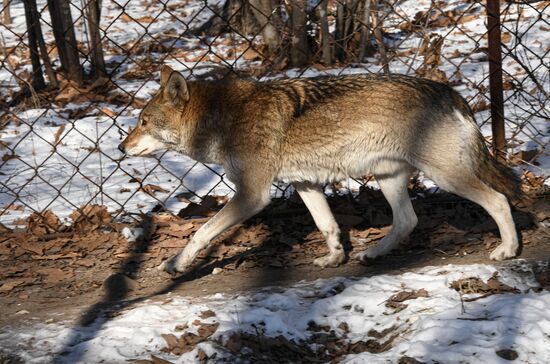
336, 0, 368, 63
318, 0, 332, 66
85, 0, 106, 80
28, 0, 58, 88
343, 0, 359, 46
23, 0, 46, 90
193, 0, 256, 36
249, 0, 282, 55
48, 0, 82, 84
357, 0, 372, 62
2, 0, 11, 25
335, 1, 345, 61
372, 1, 389, 74
289, 0, 308, 68
193, 0, 291, 71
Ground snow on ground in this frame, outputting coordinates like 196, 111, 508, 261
1, 0, 548, 227
0, 262, 549, 363
0, 106, 235, 224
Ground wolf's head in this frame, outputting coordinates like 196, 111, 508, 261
118, 66, 189, 156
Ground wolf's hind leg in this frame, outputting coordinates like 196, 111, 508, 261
429, 173, 518, 260
161, 187, 271, 274
357, 170, 417, 262
294, 182, 345, 268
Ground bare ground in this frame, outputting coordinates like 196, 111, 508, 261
0, 190, 549, 330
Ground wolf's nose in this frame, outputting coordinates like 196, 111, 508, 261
118, 143, 125, 153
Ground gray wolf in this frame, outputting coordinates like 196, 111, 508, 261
119, 65, 522, 274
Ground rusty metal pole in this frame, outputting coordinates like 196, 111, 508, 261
487, 0, 506, 161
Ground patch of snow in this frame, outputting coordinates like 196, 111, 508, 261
121, 226, 144, 243
1, 263, 549, 363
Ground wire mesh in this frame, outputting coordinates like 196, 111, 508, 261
0, 0, 548, 229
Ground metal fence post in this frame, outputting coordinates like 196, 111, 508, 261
487, 0, 506, 161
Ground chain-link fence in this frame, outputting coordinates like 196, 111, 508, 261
0, 0, 548, 229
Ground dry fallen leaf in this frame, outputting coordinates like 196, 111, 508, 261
199, 310, 216, 319
385, 288, 429, 313
31, 252, 82, 260
120, 13, 133, 22
27, 210, 62, 236
0, 278, 30, 293
77, 258, 95, 268
101, 107, 116, 118
141, 184, 169, 195
451, 272, 519, 301
388, 288, 429, 303
156, 222, 195, 239
70, 205, 112, 232
161, 333, 179, 350
510, 149, 540, 166
197, 348, 208, 363
471, 99, 490, 113
16, 240, 45, 256
5, 204, 24, 211
197, 322, 219, 338
36, 268, 73, 284
53, 124, 66, 147
150, 355, 174, 364
1, 153, 19, 162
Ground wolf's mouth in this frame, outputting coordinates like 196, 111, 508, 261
137, 148, 152, 156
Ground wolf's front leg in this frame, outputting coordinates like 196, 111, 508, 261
161, 189, 271, 274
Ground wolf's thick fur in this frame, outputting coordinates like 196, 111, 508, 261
120, 66, 522, 274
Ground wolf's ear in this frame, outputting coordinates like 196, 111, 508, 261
163, 71, 189, 108
160, 65, 174, 85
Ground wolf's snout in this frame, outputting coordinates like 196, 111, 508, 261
118, 143, 125, 153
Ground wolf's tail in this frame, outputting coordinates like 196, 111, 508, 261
453, 93, 525, 202
476, 150, 524, 202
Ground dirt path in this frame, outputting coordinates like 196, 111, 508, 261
1, 237, 549, 332
1, 193, 549, 328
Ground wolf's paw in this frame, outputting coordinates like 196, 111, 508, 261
490, 243, 517, 261
313, 250, 345, 268
356, 246, 389, 262
159, 253, 190, 275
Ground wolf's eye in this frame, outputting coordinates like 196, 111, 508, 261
141, 117, 148, 126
